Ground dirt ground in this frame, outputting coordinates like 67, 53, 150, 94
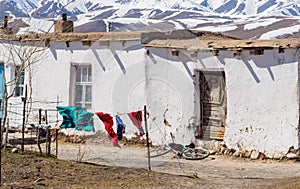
2, 150, 208, 189
3, 131, 300, 188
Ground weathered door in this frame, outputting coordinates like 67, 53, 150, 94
0, 63, 4, 119
199, 70, 226, 140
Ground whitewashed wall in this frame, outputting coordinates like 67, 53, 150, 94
223, 49, 299, 158
0, 39, 299, 157
148, 47, 300, 157
30, 40, 203, 144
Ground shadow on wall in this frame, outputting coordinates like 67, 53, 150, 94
148, 48, 194, 80
91, 48, 106, 71
217, 50, 295, 83
151, 48, 295, 84
242, 58, 262, 83
110, 49, 126, 74
242, 50, 297, 83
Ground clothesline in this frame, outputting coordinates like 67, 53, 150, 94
95, 110, 145, 147
56, 106, 147, 147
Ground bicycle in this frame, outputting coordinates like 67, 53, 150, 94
145, 133, 210, 160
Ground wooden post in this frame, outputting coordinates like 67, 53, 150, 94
45, 127, 48, 155
0, 117, 2, 186
55, 129, 58, 158
0, 100, 2, 148
37, 128, 42, 155
144, 105, 151, 171
0, 99, 2, 186
45, 110, 48, 125
46, 128, 51, 156
0, 99, 3, 147
21, 85, 27, 154
45, 109, 51, 156
56, 95, 59, 158
38, 109, 42, 125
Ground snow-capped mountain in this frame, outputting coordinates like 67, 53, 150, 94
3, 0, 299, 18
1, 0, 300, 39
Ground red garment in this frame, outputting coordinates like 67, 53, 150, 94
128, 110, 145, 136
96, 112, 119, 146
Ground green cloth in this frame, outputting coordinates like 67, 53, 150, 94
56, 106, 94, 132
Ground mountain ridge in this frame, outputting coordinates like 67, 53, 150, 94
1, 0, 300, 19
1, 0, 300, 39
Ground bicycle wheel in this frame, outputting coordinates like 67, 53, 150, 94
145, 145, 171, 158
182, 148, 210, 160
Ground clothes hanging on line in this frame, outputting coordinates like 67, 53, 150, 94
56, 106, 94, 132
75, 107, 95, 132
116, 115, 125, 140
95, 112, 119, 147
128, 110, 145, 136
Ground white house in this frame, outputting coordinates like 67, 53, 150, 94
0, 23, 299, 158
142, 30, 300, 158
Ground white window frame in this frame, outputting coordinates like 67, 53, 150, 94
71, 64, 92, 110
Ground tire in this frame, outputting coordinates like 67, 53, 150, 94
168, 143, 184, 154
182, 148, 210, 160
145, 145, 171, 158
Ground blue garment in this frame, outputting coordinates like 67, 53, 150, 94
56, 106, 94, 132
116, 115, 125, 140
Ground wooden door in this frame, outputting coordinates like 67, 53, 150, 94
199, 71, 226, 140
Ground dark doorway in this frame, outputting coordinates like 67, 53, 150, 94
198, 70, 227, 140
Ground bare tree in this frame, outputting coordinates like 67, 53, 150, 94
0, 0, 75, 140
0, 32, 48, 146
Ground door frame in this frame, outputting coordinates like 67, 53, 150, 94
194, 68, 226, 140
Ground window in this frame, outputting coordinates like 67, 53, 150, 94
14, 66, 25, 97
74, 65, 92, 109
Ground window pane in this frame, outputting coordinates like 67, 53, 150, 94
82, 68, 88, 82
88, 67, 92, 82
14, 86, 23, 97
15, 86, 20, 97
85, 85, 92, 102
75, 85, 82, 102
73, 65, 92, 108
75, 103, 82, 107
15, 66, 20, 73
14, 66, 25, 97
85, 103, 91, 110
19, 87, 23, 96
18, 73, 24, 85
76, 67, 81, 82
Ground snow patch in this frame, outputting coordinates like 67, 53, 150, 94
244, 18, 280, 30
259, 24, 300, 39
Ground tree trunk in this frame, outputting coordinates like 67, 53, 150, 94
4, 119, 9, 150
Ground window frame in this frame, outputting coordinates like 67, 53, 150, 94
13, 65, 25, 98
71, 64, 92, 110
